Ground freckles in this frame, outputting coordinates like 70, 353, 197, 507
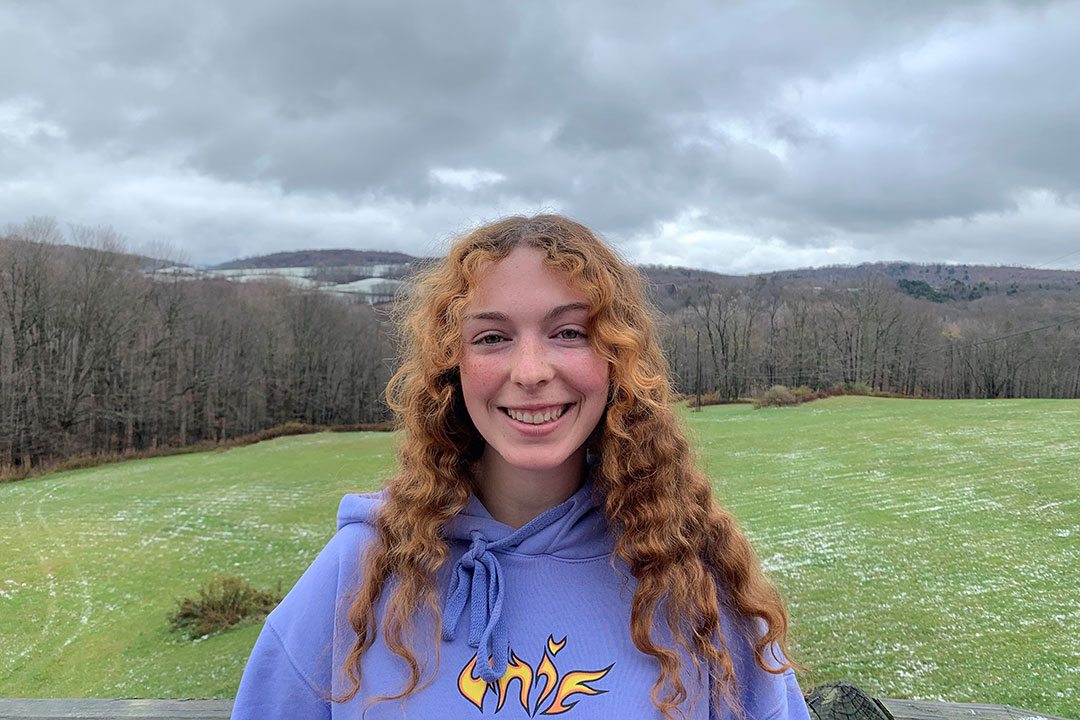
460, 355, 500, 387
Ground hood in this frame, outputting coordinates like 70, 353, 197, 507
443, 480, 611, 559
336, 480, 612, 558
336, 491, 383, 531
335, 479, 613, 684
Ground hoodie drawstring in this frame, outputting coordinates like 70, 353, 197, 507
442, 500, 575, 683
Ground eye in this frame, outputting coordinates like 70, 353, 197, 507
556, 328, 586, 340
474, 333, 506, 345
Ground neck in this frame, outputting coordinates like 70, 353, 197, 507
474, 447, 586, 529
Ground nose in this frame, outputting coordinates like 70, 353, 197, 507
510, 335, 554, 388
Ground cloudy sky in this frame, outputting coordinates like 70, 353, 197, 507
3, 0, 1080, 273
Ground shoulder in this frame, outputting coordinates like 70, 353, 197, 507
274, 491, 383, 619
261, 493, 383, 685
715, 613, 809, 720
233, 493, 382, 717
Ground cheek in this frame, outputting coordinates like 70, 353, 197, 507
459, 355, 499, 406
574, 354, 611, 399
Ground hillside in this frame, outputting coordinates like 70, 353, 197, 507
758, 261, 1080, 298
175, 243, 1080, 303
212, 249, 416, 269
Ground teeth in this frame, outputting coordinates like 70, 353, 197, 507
505, 405, 566, 424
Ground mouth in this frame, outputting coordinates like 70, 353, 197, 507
501, 403, 573, 425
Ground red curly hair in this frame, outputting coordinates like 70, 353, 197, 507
340, 215, 796, 718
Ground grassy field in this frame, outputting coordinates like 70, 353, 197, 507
1, 397, 1076, 717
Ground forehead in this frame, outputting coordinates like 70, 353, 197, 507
465, 247, 589, 315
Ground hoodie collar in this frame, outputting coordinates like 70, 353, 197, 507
336, 479, 611, 558
441, 480, 609, 683
336, 479, 612, 684
442, 479, 610, 559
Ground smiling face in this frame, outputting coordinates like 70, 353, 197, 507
459, 246, 610, 484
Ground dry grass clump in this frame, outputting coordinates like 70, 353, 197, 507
752, 382, 911, 409
754, 385, 797, 408
685, 391, 754, 408
168, 575, 283, 639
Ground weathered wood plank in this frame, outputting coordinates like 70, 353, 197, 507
0, 699, 232, 720
879, 699, 1072, 720
0, 698, 1071, 720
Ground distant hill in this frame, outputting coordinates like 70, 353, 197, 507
205, 250, 1080, 304
752, 261, 1080, 301
212, 249, 416, 269
758, 260, 1080, 288
0, 236, 190, 274
639, 264, 742, 286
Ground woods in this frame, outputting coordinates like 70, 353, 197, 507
3, 218, 1079, 474
658, 273, 1080, 403
0, 219, 393, 471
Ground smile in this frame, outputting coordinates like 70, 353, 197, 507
501, 404, 571, 425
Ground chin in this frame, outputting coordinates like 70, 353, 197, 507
487, 445, 586, 475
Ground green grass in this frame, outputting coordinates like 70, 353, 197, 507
0, 432, 395, 697
692, 398, 1079, 718
1, 398, 1076, 717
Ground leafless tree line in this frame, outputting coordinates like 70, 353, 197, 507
4, 218, 1080, 472
1, 219, 393, 471
659, 276, 1080, 402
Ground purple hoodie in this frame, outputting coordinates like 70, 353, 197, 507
232, 481, 809, 719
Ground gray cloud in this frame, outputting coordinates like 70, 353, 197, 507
2, 0, 1079, 271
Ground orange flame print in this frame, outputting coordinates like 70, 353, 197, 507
496, 651, 534, 713
456, 634, 612, 716
457, 654, 490, 711
534, 654, 558, 712
541, 665, 614, 715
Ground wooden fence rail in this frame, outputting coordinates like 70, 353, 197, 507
0, 698, 1072, 720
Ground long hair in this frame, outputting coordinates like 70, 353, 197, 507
340, 215, 795, 717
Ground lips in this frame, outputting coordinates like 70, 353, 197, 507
501, 403, 572, 425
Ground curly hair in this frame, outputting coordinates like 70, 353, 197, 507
340, 215, 796, 718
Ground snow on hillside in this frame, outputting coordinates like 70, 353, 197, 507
149, 264, 407, 303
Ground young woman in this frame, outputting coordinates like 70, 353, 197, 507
232, 215, 808, 719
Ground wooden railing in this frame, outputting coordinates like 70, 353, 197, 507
0, 698, 1071, 720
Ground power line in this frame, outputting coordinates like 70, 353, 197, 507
1032, 248, 1080, 269
968, 314, 1080, 346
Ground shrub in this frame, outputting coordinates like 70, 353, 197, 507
845, 381, 872, 395
685, 391, 753, 408
753, 385, 798, 408
168, 575, 282, 639
329, 420, 396, 433
828, 381, 874, 396
792, 385, 821, 403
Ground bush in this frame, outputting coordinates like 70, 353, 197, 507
684, 391, 753, 408
753, 385, 798, 408
828, 381, 873, 397
168, 575, 282, 639
792, 385, 821, 403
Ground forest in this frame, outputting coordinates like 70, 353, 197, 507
3, 217, 1079, 473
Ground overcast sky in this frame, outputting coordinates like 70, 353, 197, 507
3, 0, 1080, 273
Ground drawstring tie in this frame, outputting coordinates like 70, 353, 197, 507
442, 500, 575, 682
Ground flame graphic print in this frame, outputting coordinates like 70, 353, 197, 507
456, 634, 613, 716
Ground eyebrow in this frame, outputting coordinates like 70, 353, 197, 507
464, 302, 591, 323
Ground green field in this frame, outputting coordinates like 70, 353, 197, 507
1, 398, 1077, 717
